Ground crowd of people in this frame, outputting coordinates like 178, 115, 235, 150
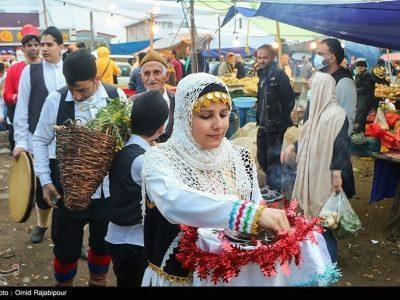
0, 21, 399, 287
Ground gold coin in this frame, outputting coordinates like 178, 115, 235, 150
214, 92, 221, 98
206, 93, 213, 100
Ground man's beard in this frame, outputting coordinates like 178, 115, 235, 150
27, 51, 39, 59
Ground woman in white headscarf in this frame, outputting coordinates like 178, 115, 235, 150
141, 73, 336, 286
286, 72, 355, 263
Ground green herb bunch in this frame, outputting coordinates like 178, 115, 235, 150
86, 97, 132, 151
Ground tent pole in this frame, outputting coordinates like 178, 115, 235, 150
386, 49, 392, 83
42, 0, 49, 28
149, 13, 154, 50
246, 18, 250, 55
218, 15, 221, 60
275, 21, 283, 68
189, 0, 198, 73
90, 11, 95, 51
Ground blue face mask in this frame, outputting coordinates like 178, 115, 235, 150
313, 54, 331, 71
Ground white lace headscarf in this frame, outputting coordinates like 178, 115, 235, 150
141, 73, 255, 215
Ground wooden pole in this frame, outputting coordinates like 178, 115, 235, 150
387, 49, 393, 83
189, 0, 198, 73
42, 0, 48, 28
149, 13, 154, 49
245, 18, 250, 55
90, 11, 95, 51
275, 21, 283, 68
218, 15, 221, 60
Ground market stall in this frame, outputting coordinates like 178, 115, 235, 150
364, 84, 400, 240
219, 76, 258, 133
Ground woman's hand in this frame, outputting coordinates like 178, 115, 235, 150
258, 207, 290, 233
332, 170, 343, 194
280, 144, 295, 164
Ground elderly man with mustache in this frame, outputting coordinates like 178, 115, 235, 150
130, 49, 175, 143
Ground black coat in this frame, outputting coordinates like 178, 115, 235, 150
294, 118, 355, 200
256, 61, 295, 133
355, 70, 375, 111
235, 62, 246, 79
330, 118, 356, 199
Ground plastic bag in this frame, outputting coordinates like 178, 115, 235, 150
374, 108, 389, 130
319, 192, 362, 239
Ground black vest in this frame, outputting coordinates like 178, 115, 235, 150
303, 67, 355, 122
144, 203, 191, 279
50, 83, 119, 194
56, 82, 119, 125
109, 143, 145, 226
331, 67, 354, 85
28, 63, 49, 133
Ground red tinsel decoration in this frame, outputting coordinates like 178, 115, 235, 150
175, 199, 324, 284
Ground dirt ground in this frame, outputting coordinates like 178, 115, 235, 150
0, 153, 400, 287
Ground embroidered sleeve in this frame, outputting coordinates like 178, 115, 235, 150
228, 200, 266, 235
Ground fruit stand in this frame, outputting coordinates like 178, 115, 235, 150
219, 77, 258, 134
366, 85, 400, 240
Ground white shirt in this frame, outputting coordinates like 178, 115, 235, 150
144, 166, 262, 229
105, 134, 150, 246
0, 72, 6, 124
14, 60, 65, 153
0, 98, 6, 124
335, 78, 357, 136
32, 83, 127, 199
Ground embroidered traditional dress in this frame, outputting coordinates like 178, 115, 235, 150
141, 73, 339, 286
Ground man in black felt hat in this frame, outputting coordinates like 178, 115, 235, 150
32, 49, 127, 286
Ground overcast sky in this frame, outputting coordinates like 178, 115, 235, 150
1, 0, 235, 42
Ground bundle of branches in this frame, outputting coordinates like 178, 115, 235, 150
54, 98, 131, 211
86, 98, 132, 151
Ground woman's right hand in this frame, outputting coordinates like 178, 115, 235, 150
280, 144, 295, 164
258, 207, 290, 233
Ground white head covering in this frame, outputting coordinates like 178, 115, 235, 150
141, 73, 256, 213
292, 72, 346, 217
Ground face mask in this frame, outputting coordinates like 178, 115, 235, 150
313, 54, 331, 71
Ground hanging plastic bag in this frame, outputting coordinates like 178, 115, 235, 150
319, 192, 362, 239
374, 108, 389, 130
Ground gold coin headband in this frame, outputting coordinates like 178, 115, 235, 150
193, 91, 232, 113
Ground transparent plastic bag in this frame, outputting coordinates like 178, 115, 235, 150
319, 192, 362, 239
374, 108, 389, 130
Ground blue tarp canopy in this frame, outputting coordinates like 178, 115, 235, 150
110, 40, 150, 55
222, 1, 400, 50
344, 41, 382, 69
202, 47, 256, 58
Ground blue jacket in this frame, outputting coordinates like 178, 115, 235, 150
128, 67, 145, 93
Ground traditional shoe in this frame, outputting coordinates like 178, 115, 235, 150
80, 245, 88, 261
260, 186, 283, 203
30, 226, 47, 244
